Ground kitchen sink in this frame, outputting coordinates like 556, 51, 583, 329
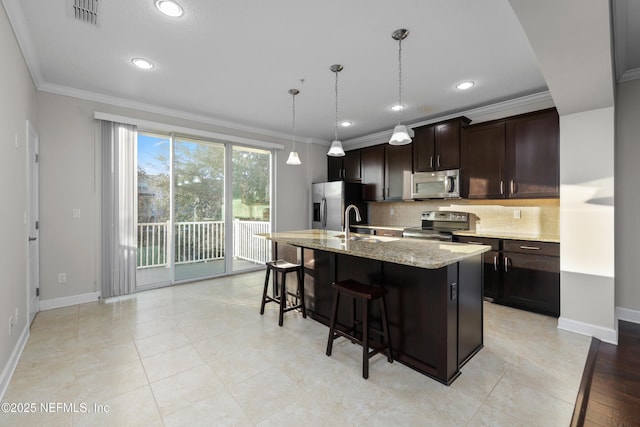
335, 233, 399, 243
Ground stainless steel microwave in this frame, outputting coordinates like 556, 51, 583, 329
410, 169, 461, 199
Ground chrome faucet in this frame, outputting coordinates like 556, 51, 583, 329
344, 204, 362, 240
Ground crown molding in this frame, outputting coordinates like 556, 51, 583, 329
38, 81, 328, 146
344, 91, 554, 150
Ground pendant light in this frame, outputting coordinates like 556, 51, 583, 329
327, 64, 346, 157
389, 29, 412, 146
286, 89, 302, 165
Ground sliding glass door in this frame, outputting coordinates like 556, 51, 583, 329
231, 146, 272, 272
174, 137, 226, 281
136, 133, 171, 288
136, 132, 272, 289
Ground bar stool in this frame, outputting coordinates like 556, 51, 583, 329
325, 279, 393, 379
260, 260, 306, 326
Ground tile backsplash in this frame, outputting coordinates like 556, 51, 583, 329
368, 198, 559, 236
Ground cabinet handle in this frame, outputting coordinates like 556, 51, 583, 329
510, 179, 515, 194
437, 155, 441, 168
493, 255, 498, 271
500, 181, 504, 195
519, 245, 541, 250
504, 256, 509, 272
429, 156, 433, 168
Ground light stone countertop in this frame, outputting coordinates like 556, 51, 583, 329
258, 229, 490, 270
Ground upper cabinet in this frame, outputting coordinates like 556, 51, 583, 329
361, 145, 385, 201
327, 149, 361, 181
385, 144, 412, 200
413, 117, 470, 172
506, 109, 559, 198
462, 108, 559, 199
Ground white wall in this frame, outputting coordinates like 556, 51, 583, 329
0, 3, 37, 398
616, 78, 640, 319
559, 107, 616, 343
35, 91, 325, 304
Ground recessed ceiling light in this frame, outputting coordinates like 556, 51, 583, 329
456, 81, 475, 90
155, 0, 183, 17
391, 104, 405, 112
340, 121, 353, 127
132, 58, 154, 70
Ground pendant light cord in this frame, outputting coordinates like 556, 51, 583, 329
398, 37, 403, 125
334, 70, 339, 141
292, 92, 296, 150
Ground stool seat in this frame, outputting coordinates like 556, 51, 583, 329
326, 279, 393, 379
266, 260, 301, 271
333, 279, 387, 300
260, 259, 306, 326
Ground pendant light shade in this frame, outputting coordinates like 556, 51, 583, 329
389, 124, 412, 145
286, 88, 302, 165
388, 28, 412, 146
327, 64, 346, 157
328, 140, 345, 156
286, 151, 301, 165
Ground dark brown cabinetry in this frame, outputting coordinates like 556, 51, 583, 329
506, 110, 559, 198
384, 144, 412, 200
413, 117, 470, 172
327, 150, 361, 181
461, 108, 559, 199
361, 145, 385, 201
456, 237, 500, 299
502, 240, 559, 317
455, 236, 559, 317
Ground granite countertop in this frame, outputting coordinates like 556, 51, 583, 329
258, 229, 490, 269
453, 230, 560, 243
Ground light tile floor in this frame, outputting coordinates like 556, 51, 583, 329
1, 271, 591, 426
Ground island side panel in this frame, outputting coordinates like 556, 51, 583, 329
301, 247, 335, 325
458, 254, 484, 366
382, 262, 460, 384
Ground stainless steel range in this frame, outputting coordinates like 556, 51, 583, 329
402, 211, 469, 241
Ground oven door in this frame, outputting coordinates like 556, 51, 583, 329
411, 170, 460, 199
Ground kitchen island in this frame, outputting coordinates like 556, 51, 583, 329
259, 229, 490, 385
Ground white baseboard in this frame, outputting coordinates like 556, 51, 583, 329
558, 316, 618, 345
0, 324, 29, 402
617, 306, 640, 324
39, 292, 101, 311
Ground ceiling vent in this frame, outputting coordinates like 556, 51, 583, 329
71, 0, 99, 25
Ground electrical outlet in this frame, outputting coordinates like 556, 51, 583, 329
513, 209, 521, 219
58, 273, 67, 283
72, 209, 81, 219
390, 208, 395, 216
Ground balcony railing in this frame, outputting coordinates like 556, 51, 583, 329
137, 220, 271, 268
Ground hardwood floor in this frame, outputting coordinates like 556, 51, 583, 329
572, 321, 640, 426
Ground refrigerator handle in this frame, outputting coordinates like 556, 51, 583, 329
321, 197, 327, 228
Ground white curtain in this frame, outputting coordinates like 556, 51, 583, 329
101, 121, 137, 297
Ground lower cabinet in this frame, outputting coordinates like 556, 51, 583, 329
455, 236, 560, 317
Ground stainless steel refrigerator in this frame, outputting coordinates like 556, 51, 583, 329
312, 181, 367, 231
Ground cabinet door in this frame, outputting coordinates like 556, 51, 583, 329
327, 156, 343, 181
412, 125, 435, 172
343, 150, 361, 181
455, 236, 500, 299
361, 145, 385, 201
502, 252, 560, 317
461, 121, 506, 199
506, 108, 559, 198
434, 121, 461, 170
385, 144, 412, 200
